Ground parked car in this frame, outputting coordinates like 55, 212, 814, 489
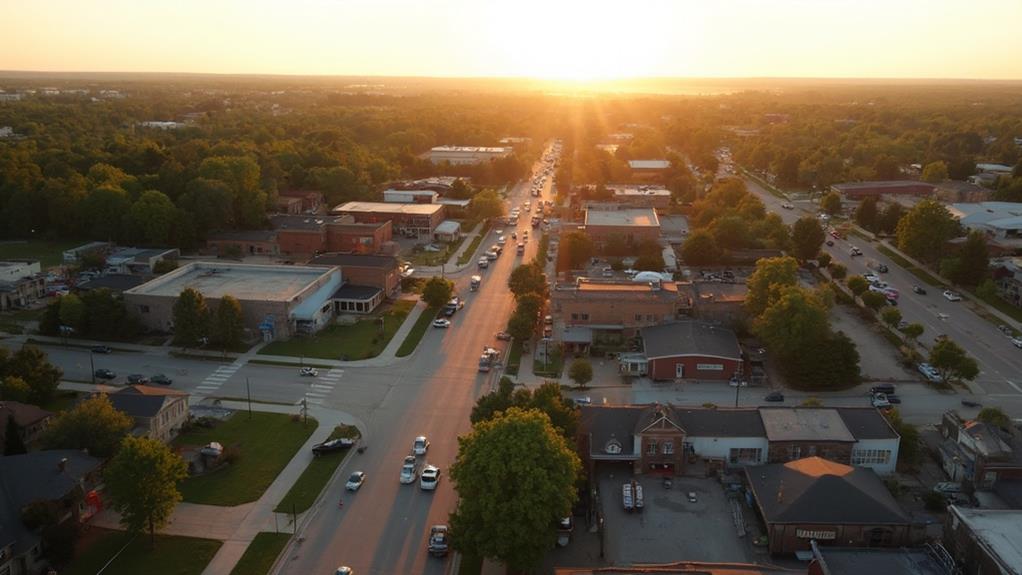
764, 391, 785, 402
496, 331, 512, 341
335, 567, 353, 575
870, 384, 896, 395
886, 394, 902, 404
871, 393, 891, 408
427, 525, 450, 557
912, 285, 927, 295
400, 455, 417, 484
961, 399, 982, 408
151, 374, 173, 385
345, 471, 366, 491
1012, 337, 1022, 349
781, 202, 794, 209
918, 363, 942, 383
127, 374, 149, 385
299, 367, 318, 377
574, 396, 592, 405
687, 492, 698, 503
90, 345, 112, 354
432, 318, 451, 328
413, 436, 430, 455
943, 290, 962, 301
477, 257, 489, 269
312, 437, 355, 455
420, 465, 440, 490
94, 368, 116, 380
849, 246, 863, 257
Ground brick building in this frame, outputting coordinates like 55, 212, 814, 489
622, 321, 742, 381
331, 202, 445, 236
831, 181, 936, 199
205, 230, 279, 257
307, 253, 401, 297
583, 208, 661, 246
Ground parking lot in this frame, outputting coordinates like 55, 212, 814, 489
596, 465, 756, 565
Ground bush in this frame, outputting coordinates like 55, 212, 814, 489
923, 491, 947, 512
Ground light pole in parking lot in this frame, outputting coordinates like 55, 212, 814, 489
730, 377, 747, 408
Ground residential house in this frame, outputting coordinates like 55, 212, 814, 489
0, 261, 45, 312
0, 402, 53, 451
107, 385, 189, 443
0, 450, 104, 575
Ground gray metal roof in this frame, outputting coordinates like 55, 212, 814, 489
675, 408, 766, 437
331, 284, 382, 301
836, 408, 900, 440
308, 253, 398, 269
579, 405, 643, 459
760, 408, 856, 442
108, 393, 169, 418
746, 457, 909, 525
640, 321, 741, 360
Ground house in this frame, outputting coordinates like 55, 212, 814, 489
831, 181, 935, 200
578, 405, 900, 478
0, 402, 53, 451
582, 208, 661, 246
622, 321, 743, 381
550, 278, 686, 352
746, 457, 914, 555
428, 146, 511, 165
0, 450, 104, 575
107, 385, 189, 443
938, 411, 1022, 490
943, 506, 1022, 575
0, 261, 45, 312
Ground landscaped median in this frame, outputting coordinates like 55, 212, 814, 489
174, 412, 317, 506
258, 300, 414, 361
228, 532, 291, 575
396, 305, 439, 357
275, 424, 361, 514
64, 529, 221, 575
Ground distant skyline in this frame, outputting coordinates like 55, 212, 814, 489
3, 0, 1022, 81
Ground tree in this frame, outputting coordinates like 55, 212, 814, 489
754, 286, 830, 360
951, 230, 990, 286
784, 331, 861, 390
172, 288, 209, 348
559, 231, 594, 271
884, 409, 921, 469
817, 252, 832, 268
5, 346, 62, 405
745, 256, 799, 317
506, 310, 536, 342
820, 191, 843, 216
791, 216, 825, 261
680, 230, 721, 266
846, 275, 869, 296
4, 414, 27, 455
929, 338, 980, 383
124, 190, 179, 245
471, 379, 578, 441
104, 436, 188, 547
470, 189, 505, 221
877, 202, 905, 234
568, 359, 593, 389
901, 323, 924, 342
921, 161, 949, 183
58, 293, 86, 334
861, 291, 889, 311
212, 295, 244, 353
0, 376, 31, 403
43, 395, 133, 458
449, 408, 580, 572
829, 262, 847, 279
854, 196, 879, 231
508, 263, 547, 299
634, 253, 665, 271
880, 307, 902, 329
421, 276, 455, 309
198, 156, 266, 228
977, 407, 1011, 430
896, 199, 960, 262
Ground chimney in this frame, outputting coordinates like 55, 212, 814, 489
57, 457, 68, 472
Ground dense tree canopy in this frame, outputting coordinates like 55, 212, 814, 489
896, 199, 961, 263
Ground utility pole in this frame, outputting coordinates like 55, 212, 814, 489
246, 377, 252, 420
301, 398, 308, 426
89, 349, 95, 385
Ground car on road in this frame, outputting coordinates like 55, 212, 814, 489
825, 240, 834, 246
345, 471, 366, 491
886, 394, 902, 404
961, 399, 982, 408
849, 246, 863, 257
427, 525, 450, 557
432, 318, 451, 328
299, 367, 318, 377
496, 331, 512, 341
918, 362, 942, 383
943, 290, 962, 301
912, 285, 927, 295
151, 374, 173, 385
90, 345, 112, 354
420, 465, 440, 491
477, 257, 489, 269
413, 435, 430, 455
574, 396, 592, 405
687, 492, 697, 503
1012, 337, 1022, 349
312, 437, 355, 455
400, 456, 417, 484
780, 202, 794, 209
127, 374, 149, 385
94, 368, 116, 380
764, 391, 785, 402
863, 272, 880, 283
871, 393, 891, 408
484, 250, 498, 261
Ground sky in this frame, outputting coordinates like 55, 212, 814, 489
2, 0, 1021, 80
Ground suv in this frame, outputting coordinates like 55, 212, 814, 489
427, 525, 450, 557
420, 465, 440, 491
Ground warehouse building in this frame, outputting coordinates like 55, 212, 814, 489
831, 181, 935, 199
583, 207, 661, 245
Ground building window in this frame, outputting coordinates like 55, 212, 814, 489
788, 446, 802, 460
634, 314, 643, 321
571, 313, 579, 320
851, 449, 891, 466
729, 448, 762, 464
646, 439, 658, 455
581, 313, 589, 320
140, 305, 150, 313
663, 441, 674, 455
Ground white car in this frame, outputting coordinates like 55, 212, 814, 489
781, 202, 794, 209
420, 465, 440, 491
943, 290, 962, 301
299, 367, 318, 377
399, 456, 417, 484
918, 362, 942, 383
1012, 337, 1022, 349
432, 318, 451, 328
871, 393, 891, 408
413, 435, 430, 455
345, 471, 366, 491
863, 272, 880, 283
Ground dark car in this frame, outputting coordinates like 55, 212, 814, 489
312, 437, 356, 456
90, 345, 112, 354
428, 525, 450, 557
764, 391, 785, 402
877, 264, 889, 273
912, 285, 927, 295
825, 239, 834, 246
94, 368, 116, 380
151, 374, 173, 385
127, 374, 149, 385
886, 394, 902, 404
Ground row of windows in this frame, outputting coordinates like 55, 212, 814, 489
851, 449, 892, 465
729, 448, 763, 464
570, 312, 590, 321
645, 440, 675, 455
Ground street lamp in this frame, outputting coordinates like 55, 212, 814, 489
730, 377, 747, 408
89, 348, 96, 385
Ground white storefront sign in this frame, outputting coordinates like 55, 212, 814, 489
696, 363, 724, 371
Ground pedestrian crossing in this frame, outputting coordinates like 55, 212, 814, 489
194, 362, 243, 396
296, 367, 343, 406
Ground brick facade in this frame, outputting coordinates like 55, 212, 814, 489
325, 221, 393, 253
647, 356, 742, 381
767, 441, 854, 465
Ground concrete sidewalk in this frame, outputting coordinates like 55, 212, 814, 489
417, 221, 490, 278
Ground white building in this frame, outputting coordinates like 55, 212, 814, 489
948, 202, 1022, 241
429, 146, 511, 166
382, 189, 439, 204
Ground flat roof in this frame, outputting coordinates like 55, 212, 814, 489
608, 185, 671, 196
949, 507, 1022, 574
759, 408, 856, 442
307, 253, 398, 269
430, 146, 510, 153
125, 262, 334, 302
584, 208, 660, 228
332, 202, 444, 216
832, 180, 934, 191
628, 159, 671, 169
812, 546, 954, 575
270, 214, 337, 231
576, 280, 677, 294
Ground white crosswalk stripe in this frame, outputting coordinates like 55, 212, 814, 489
295, 368, 344, 406
192, 361, 244, 397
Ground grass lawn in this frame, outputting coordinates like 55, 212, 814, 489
0, 239, 83, 269
971, 288, 1022, 325
274, 424, 360, 513
533, 346, 564, 378
505, 339, 523, 376
396, 305, 438, 357
407, 235, 467, 266
229, 532, 291, 575
456, 223, 491, 265
175, 412, 317, 506
64, 529, 221, 575
875, 245, 942, 286
259, 300, 414, 361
